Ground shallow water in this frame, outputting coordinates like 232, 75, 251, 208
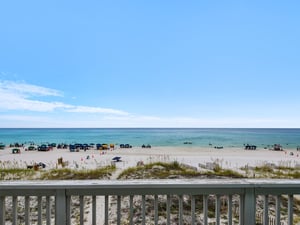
0, 128, 299, 149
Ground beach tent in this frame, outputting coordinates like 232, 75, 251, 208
12, 148, 20, 154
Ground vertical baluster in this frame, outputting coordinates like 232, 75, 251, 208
92, 196, 96, 225
263, 195, 269, 225
55, 190, 67, 225
166, 195, 171, 225
179, 195, 183, 225
288, 194, 293, 225
142, 195, 146, 225
66, 195, 71, 225
215, 195, 220, 225
12, 196, 17, 225
0, 196, 5, 225
228, 195, 232, 225
275, 195, 281, 225
239, 194, 244, 225
46, 196, 51, 225
154, 195, 158, 225
105, 195, 109, 225
25, 196, 30, 225
191, 195, 195, 225
203, 195, 208, 225
117, 195, 121, 225
129, 195, 133, 225
80, 196, 84, 225
243, 188, 256, 225
38, 196, 42, 225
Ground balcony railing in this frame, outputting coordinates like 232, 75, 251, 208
0, 179, 300, 225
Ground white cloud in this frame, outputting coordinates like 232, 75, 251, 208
0, 87, 69, 112
0, 80, 298, 128
0, 79, 129, 116
99, 115, 297, 128
66, 106, 129, 116
0, 112, 298, 128
0, 80, 63, 97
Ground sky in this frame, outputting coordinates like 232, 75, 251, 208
0, 1, 300, 128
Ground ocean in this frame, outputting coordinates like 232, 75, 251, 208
0, 128, 300, 149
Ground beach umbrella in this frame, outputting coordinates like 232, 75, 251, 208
112, 156, 121, 162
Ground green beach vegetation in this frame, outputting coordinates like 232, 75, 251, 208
40, 166, 116, 180
2, 159, 300, 180
117, 161, 245, 179
0, 160, 116, 180
241, 162, 300, 179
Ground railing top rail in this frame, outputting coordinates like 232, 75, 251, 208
1, 179, 300, 196
1, 179, 300, 189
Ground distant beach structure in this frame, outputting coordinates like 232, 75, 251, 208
244, 144, 257, 150
269, 144, 283, 151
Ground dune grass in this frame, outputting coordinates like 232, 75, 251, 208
2, 160, 300, 180
117, 161, 245, 179
0, 165, 116, 180
118, 161, 199, 179
245, 163, 300, 178
0, 168, 36, 180
40, 165, 116, 180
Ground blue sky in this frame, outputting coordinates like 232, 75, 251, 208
0, 1, 299, 128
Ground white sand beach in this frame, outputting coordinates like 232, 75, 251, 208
1, 146, 300, 224
1, 146, 300, 174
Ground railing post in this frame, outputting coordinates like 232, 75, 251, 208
12, 196, 17, 225
117, 195, 121, 225
38, 196, 42, 225
203, 195, 208, 225
25, 196, 30, 225
215, 195, 221, 225
263, 195, 269, 225
288, 194, 293, 225
66, 195, 71, 225
228, 195, 232, 225
80, 195, 84, 225
92, 196, 96, 225
105, 195, 109, 225
166, 195, 171, 225
142, 195, 146, 225
154, 195, 158, 225
242, 187, 256, 225
129, 195, 134, 225
191, 195, 195, 225
46, 196, 51, 225
0, 196, 5, 225
179, 195, 183, 225
275, 195, 281, 225
56, 189, 67, 225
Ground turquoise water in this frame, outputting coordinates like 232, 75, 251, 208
0, 128, 300, 149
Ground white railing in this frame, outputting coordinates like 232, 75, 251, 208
0, 179, 299, 225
